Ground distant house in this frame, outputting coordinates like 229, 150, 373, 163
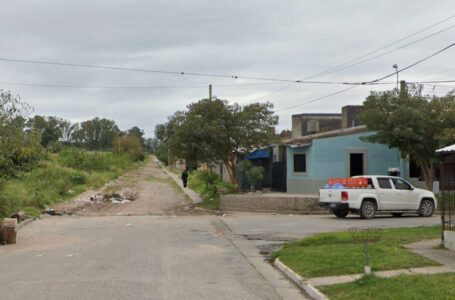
283, 105, 409, 194
284, 126, 408, 194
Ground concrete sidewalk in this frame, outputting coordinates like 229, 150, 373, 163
307, 239, 455, 287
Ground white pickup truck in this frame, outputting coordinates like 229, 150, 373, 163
319, 175, 436, 219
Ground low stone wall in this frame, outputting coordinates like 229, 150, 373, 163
444, 230, 455, 251
220, 193, 326, 214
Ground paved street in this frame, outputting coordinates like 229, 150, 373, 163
0, 161, 441, 299
0, 213, 440, 300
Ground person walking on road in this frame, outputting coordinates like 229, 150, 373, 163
181, 169, 189, 188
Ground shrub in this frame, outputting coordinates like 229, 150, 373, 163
58, 148, 87, 170
46, 141, 64, 153
155, 143, 169, 165
188, 169, 234, 201
71, 172, 87, 185
113, 135, 145, 162
238, 160, 264, 191
23, 206, 41, 218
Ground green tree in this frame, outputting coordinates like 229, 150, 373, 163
75, 118, 121, 150
27, 115, 67, 147
127, 126, 145, 147
114, 135, 144, 161
238, 160, 264, 191
359, 85, 455, 190
155, 98, 278, 185
0, 90, 43, 177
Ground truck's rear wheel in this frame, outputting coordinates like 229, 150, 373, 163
334, 210, 349, 218
360, 201, 376, 219
418, 199, 435, 217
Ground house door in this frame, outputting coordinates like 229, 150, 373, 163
350, 153, 364, 177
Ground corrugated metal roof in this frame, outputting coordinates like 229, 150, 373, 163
436, 144, 455, 153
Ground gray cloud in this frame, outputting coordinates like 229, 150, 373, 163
0, 0, 454, 136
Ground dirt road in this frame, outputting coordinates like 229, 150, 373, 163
53, 158, 191, 216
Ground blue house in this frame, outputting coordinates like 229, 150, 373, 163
285, 126, 408, 194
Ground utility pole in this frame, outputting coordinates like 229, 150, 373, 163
393, 64, 398, 90
209, 84, 212, 101
399, 80, 406, 100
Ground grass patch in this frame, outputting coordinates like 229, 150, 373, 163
166, 177, 192, 203
434, 242, 448, 250
197, 198, 220, 210
168, 167, 181, 175
271, 226, 441, 278
320, 273, 455, 300
0, 150, 147, 218
23, 207, 42, 219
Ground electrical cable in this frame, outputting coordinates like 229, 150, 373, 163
253, 14, 455, 102
274, 43, 455, 112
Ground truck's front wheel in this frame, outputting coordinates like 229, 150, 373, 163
334, 210, 349, 218
418, 199, 435, 217
360, 201, 376, 219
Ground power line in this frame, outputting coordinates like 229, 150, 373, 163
410, 80, 455, 84
1, 24, 454, 87
0, 81, 287, 89
306, 23, 455, 80
253, 14, 455, 102
274, 43, 455, 112
0, 57, 389, 85
1, 42, 452, 94
365, 42, 455, 84
274, 86, 359, 112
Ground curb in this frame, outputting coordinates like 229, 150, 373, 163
16, 218, 36, 230
274, 258, 328, 300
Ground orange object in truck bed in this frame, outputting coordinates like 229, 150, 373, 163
328, 177, 368, 188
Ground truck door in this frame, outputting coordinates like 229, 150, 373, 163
391, 178, 415, 210
376, 177, 395, 210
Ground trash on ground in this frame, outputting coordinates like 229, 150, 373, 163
11, 211, 27, 222
125, 223, 132, 227
111, 198, 131, 204
42, 209, 62, 216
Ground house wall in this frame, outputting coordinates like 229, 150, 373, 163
291, 114, 342, 138
287, 132, 407, 194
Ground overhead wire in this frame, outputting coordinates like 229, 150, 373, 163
274, 42, 455, 112
0, 81, 288, 89
0, 22, 454, 87
0, 57, 396, 85
252, 14, 455, 102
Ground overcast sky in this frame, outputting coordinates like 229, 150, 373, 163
0, 1, 454, 137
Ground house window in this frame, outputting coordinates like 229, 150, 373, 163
293, 153, 307, 174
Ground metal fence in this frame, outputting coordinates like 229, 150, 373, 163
439, 161, 455, 231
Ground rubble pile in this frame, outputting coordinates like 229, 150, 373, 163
89, 187, 137, 205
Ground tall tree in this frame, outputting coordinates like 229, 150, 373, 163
155, 98, 278, 185
0, 90, 42, 177
27, 115, 66, 147
127, 126, 145, 146
77, 118, 121, 150
359, 84, 455, 190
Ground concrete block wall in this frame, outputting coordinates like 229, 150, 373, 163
220, 193, 325, 214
